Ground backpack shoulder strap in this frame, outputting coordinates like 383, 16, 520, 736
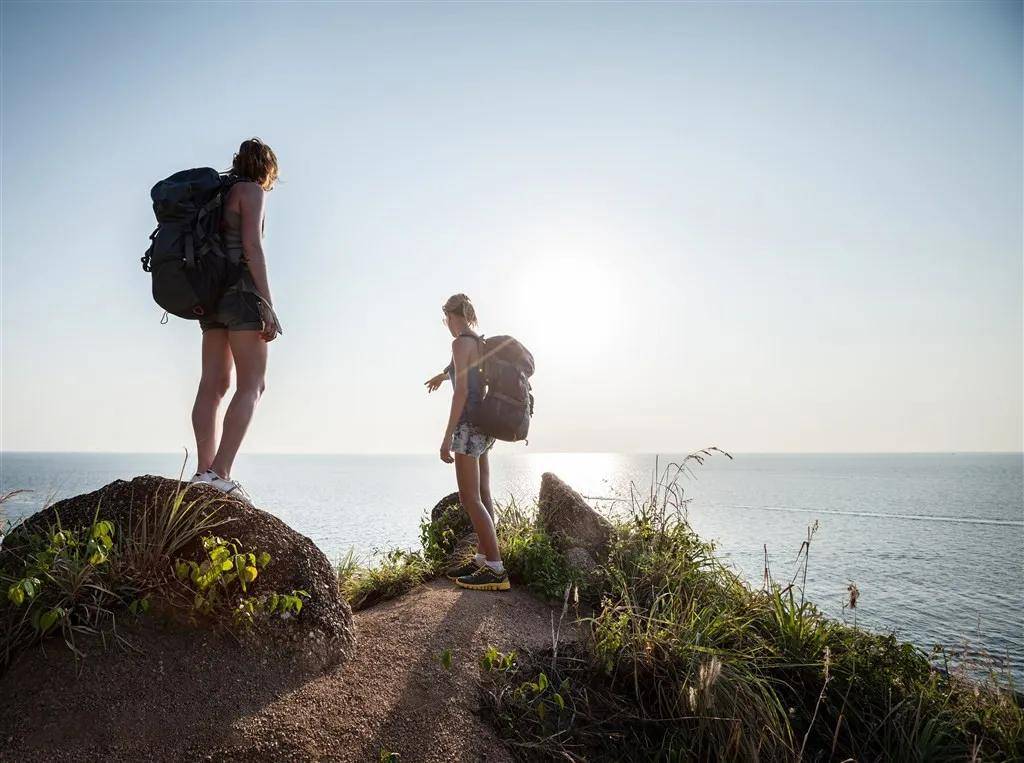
456, 333, 485, 370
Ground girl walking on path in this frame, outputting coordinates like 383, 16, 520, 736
190, 138, 283, 501
425, 293, 509, 591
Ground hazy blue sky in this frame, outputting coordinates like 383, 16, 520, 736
1, 1, 1021, 454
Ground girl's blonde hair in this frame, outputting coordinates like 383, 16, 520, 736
231, 137, 279, 190
443, 293, 478, 326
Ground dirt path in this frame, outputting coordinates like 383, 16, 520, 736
0, 580, 573, 762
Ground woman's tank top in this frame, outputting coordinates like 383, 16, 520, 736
221, 208, 245, 264
447, 334, 485, 422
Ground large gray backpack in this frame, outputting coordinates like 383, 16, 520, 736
141, 168, 242, 320
470, 334, 535, 442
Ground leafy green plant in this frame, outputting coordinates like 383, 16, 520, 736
1, 515, 131, 667
174, 535, 270, 612
172, 534, 308, 628
480, 645, 517, 674
233, 589, 309, 628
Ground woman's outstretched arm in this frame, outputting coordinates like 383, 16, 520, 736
424, 369, 449, 392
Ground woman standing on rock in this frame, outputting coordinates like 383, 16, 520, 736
190, 138, 283, 501
425, 294, 509, 591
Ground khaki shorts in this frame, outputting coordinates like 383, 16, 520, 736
200, 270, 265, 332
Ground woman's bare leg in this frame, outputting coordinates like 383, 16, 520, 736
479, 450, 495, 519
476, 450, 495, 555
192, 330, 233, 474
455, 453, 501, 562
210, 331, 267, 480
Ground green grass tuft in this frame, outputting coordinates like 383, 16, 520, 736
494, 498, 579, 601
339, 548, 431, 611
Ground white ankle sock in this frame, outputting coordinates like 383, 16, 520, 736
473, 553, 486, 566
485, 560, 505, 574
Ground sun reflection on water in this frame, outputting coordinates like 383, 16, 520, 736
518, 451, 633, 504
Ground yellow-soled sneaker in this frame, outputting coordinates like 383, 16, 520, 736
445, 559, 483, 581
456, 565, 510, 591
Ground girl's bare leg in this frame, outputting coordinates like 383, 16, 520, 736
210, 331, 267, 480
192, 330, 233, 474
476, 450, 495, 554
479, 450, 495, 519
455, 453, 501, 562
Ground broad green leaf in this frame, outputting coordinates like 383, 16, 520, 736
39, 609, 60, 632
7, 585, 24, 606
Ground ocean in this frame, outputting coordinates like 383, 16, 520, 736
2, 451, 1021, 683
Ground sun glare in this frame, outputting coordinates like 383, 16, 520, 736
516, 254, 624, 356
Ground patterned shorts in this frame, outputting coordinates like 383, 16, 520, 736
451, 421, 495, 458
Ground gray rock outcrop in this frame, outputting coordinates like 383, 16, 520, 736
538, 472, 613, 559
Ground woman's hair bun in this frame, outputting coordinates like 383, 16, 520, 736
443, 293, 478, 326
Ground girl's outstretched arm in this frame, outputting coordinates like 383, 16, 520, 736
424, 370, 449, 392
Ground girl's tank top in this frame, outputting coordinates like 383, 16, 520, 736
221, 208, 245, 264
446, 333, 485, 422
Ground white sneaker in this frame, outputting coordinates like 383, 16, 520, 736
190, 470, 216, 485
207, 473, 253, 504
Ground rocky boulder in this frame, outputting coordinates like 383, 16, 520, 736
538, 472, 613, 559
2, 475, 355, 671
430, 491, 468, 529
562, 545, 602, 583
429, 491, 478, 564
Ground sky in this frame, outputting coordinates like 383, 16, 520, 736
1, 1, 1021, 455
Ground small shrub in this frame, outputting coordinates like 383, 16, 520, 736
1, 515, 131, 667
419, 499, 467, 572
172, 534, 308, 629
495, 499, 579, 601
340, 548, 430, 611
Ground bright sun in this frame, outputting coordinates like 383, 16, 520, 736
514, 253, 624, 357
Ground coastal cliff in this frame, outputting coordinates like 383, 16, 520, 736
1, 465, 1020, 761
